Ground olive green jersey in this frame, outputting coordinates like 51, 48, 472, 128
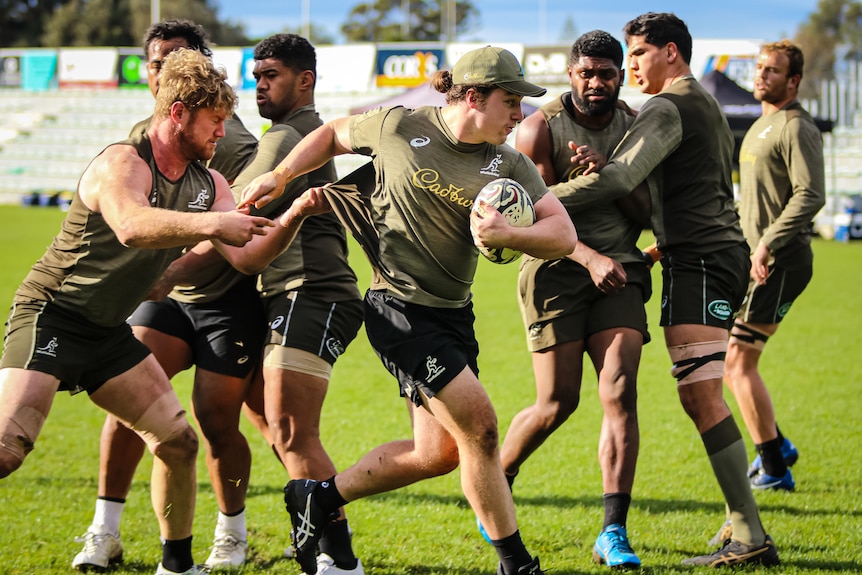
13, 132, 216, 327
126, 114, 259, 304
231, 105, 359, 303
541, 94, 642, 263
349, 106, 548, 308
738, 101, 825, 268
550, 76, 745, 255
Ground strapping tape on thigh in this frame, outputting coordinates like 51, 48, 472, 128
669, 340, 727, 385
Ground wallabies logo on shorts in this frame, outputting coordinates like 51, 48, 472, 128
708, 299, 733, 321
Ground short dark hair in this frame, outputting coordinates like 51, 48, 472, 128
624, 12, 692, 65
570, 30, 623, 68
253, 34, 316, 76
142, 19, 212, 59
762, 39, 804, 79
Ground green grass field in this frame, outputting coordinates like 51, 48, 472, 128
0, 204, 860, 574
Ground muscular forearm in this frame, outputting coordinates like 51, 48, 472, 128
216, 207, 306, 275
116, 207, 226, 249
271, 122, 346, 191
517, 213, 578, 260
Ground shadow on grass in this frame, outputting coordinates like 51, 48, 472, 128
358, 490, 862, 520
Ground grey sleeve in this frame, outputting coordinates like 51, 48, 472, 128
549, 96, 682, 211
760, 118, 826, 251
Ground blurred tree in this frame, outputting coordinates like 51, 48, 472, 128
1, 0, 67, 47
1, 0, 248, 48
256, 23, 337, 46
559, 15, 577, 44
341, 0, 477, 42
794, 0, 862, 100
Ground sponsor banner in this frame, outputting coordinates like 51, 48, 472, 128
22, 50, 58, 91
117, 48, 148, 89
375, 44, 444, 88
523, 46, 570, 86
240, 47, 256, 91
693, 39, 762, 89
623, 39, 761, 89
58, 48, 118, 89
211, 47, 244, 88
317, 44, 376, 93
702, 54, 757, 91
0, 52, 23, 87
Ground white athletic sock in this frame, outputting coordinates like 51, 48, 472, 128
92, 498, 124, 536
215, 509, 247, 540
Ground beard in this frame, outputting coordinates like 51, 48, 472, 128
175, 118, 216, 162
572, 84, 621, 117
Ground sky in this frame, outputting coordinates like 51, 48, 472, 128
216, 0, 819, 45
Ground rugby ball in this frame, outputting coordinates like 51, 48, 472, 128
470, 177, 536, 264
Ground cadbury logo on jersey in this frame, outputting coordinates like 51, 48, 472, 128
566, 164, 589, 180
413, 168, 472, 208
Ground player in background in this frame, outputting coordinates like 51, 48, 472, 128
0, 48, 313, 575
71, 20, 268, 571
239, 46, 577, 575
545, 13, 779, 567
229, 33, 366, 575
723, 40, 824, 494
496, 30, 650, 570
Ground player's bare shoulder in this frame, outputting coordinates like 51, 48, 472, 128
78, 143, 152, 212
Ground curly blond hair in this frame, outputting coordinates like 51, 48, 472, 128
153, 48, 237, 119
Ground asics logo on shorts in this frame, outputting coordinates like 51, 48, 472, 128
235, 340, 249, 364
271, 316, 285, 330
425, 355, 446, 382
410, 136, 431, 147
36, 336, 59, 357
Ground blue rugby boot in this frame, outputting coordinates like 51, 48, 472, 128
593, 524, 641, 569
750, 468, 796, 491
476, 516, 493, 544
748, 438, 799, 477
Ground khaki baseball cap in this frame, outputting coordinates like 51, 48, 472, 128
452, 46, 546, 97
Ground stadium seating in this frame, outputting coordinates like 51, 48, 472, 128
0, 89, 380, 204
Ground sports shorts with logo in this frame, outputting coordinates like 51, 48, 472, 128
519, 258, 651, 351
736, 260, 812, 325
659, 242, 750, 329
2, 301, 151, 394
128, 276, 266, 379
363, 289, 479, 406
264, 292, 363, 366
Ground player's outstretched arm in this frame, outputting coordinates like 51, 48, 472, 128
239, 117, 353, 210
215, 186, 333, 275
81, 145, 272, 249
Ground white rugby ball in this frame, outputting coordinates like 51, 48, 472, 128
470, 177, 536, 264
